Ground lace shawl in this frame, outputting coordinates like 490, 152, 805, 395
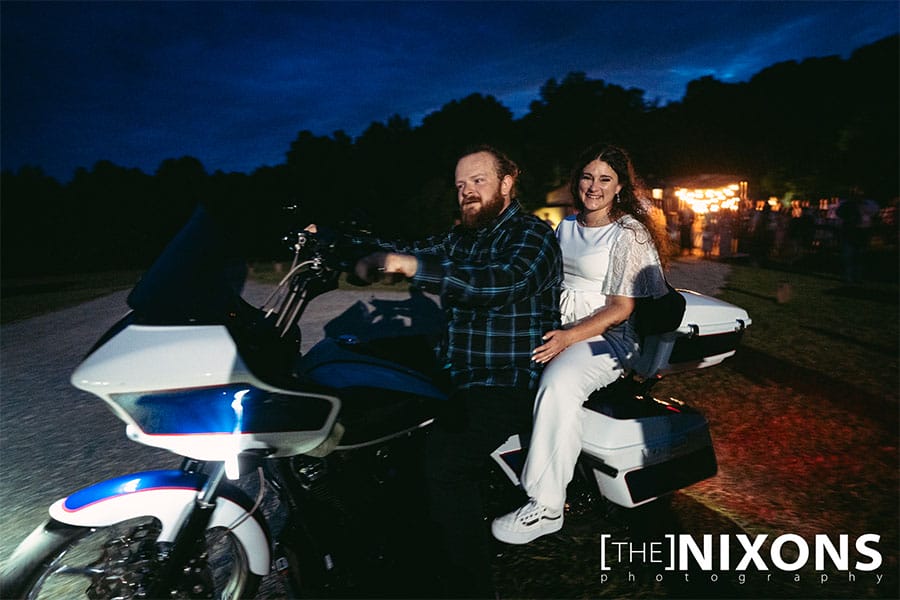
602, 215, 668, 299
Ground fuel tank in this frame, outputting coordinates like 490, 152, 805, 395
297, 334, 448, 448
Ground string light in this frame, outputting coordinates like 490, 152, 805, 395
674, 183, 743, 214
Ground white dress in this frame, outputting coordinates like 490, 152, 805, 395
521, 214, 667, 510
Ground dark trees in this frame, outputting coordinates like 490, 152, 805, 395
1, 167, 66, 275
520, 73, 651, 192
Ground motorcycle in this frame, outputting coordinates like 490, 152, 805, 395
0, 205, 751, 599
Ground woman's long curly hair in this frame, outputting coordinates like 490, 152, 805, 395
568, 143, 669, 268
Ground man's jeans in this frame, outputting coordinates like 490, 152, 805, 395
425, 384, 534, 597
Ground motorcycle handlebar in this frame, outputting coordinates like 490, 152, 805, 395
285, 226, 384, 277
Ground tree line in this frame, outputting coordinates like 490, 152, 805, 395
2, 35, 896, 276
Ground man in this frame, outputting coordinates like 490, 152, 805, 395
356, 145, 562, 597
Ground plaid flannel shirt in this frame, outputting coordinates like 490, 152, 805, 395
382, 201, 562, 390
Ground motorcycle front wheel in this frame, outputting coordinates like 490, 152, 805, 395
0, 516, 260, 599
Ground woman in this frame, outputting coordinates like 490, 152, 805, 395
491, 143, 669, 545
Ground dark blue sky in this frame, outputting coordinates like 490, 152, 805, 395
2, 1, 897, 182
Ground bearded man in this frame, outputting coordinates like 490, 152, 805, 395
355, 145, 562, 597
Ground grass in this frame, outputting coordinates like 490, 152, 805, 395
710, 262, 898, 399
0, 269, 145, 324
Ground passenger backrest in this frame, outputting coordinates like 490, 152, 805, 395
632, 332, 679, 378
632, 290, 752, 378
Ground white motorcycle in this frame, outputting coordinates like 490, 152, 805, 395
0, 206, 750, 599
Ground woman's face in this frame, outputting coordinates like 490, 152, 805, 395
578, 159, 622, 219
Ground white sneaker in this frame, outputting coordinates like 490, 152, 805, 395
491, 499, 563, 544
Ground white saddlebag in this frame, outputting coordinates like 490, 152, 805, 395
579, 392, 716, 508
579, 290, 750, 507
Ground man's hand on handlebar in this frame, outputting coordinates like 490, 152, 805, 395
354, 252, 417, 284
301, 224, 415, 285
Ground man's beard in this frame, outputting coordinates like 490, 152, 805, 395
460, 189, 505, 229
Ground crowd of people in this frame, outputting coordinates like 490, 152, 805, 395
669, 194, 896, 280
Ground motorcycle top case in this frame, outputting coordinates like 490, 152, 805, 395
70, 322, 341, 461
580, 390, 717, 508
633, 290, 751, 378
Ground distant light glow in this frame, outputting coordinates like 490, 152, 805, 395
674, 182, 745, 214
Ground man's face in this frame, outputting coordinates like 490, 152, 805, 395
455, 151, 512, 229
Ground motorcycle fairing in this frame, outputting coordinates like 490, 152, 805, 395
72, 324, 341, 460
47, 470, 271, 575
111, 384, 333, 435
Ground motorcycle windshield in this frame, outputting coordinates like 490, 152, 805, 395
127, 204, 248, 324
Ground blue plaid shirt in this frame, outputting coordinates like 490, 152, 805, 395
383, 201, 561, 390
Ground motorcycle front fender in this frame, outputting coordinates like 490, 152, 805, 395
47, 469, 271, 576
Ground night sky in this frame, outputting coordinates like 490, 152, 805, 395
2, 1, 897, 182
